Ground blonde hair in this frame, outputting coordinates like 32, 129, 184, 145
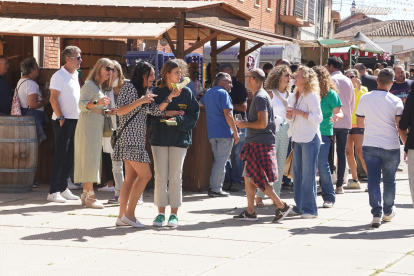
264, 65, 292, 92
374, 69, 380, 76
86, 58, 113, 91
294, 66, 320, 100
111, 60, 125, 89
313, 66, 338, 98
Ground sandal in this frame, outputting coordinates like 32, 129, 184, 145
256, 202, 264, 208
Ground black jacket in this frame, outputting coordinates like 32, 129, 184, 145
360, 75, 377, 92
399, 92, 414, 152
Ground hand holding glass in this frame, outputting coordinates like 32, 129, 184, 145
234, 114, 243, 135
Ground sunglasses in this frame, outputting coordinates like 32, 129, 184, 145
105, 66, 115, 72
285, 73, 292, 78
347, 75, 355, 79
70, 56, 82, 61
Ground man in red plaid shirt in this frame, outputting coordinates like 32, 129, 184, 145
234, 68, 292, 223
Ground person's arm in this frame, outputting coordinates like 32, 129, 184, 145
399, 95, 412, 131
224, 108, 239, 144
28, 93, 49, 109
233, 102, 247, 112
237, 111, 268, 130
78, 83, 109, 112
331, 106, 344, 122
291, 93, 323, 125
396, 116, 408, 145
173, 90, 200, 132
49, 88, 65, 126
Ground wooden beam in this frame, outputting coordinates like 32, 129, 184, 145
210, 30, 217, 81
184, 31, 219, 56
238, 40, 246, 84
238, 43, 264, 58
164, 32, 176, 57
213, 38, 243, 56
176, 12, 185, 59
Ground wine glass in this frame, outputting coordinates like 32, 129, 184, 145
234, 114, 243, 135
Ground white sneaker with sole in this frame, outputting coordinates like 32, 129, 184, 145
301, 213, 318, 219
121, 215, 145, 228
371, 217, 381, 228
289, 209, 301, 216
323, 201, 333, 208
61, 188, 80, 200
382, 210, 396, 222
344, 179, 361, 189
47, 192, 66, 203
98, 184, 115, 192
116, 217, 128, 226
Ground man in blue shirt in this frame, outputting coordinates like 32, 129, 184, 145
201, 72, 239, 197
390, 65, 413, 103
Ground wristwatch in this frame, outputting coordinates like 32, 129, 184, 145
93, 100, 98, 105
163, 97, 172, 104
58, 116, 65, 121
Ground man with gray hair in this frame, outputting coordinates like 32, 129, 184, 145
47, 46, 82, 203
356, 68, 408, 228
390, 65, 413, 102
354, 63, 377, 92
200, 72, 239, 197
234, 68, 292, 223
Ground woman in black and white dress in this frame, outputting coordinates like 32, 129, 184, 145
112, 62, 181, 227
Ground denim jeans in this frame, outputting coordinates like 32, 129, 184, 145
292, 134, 321, 216
333, 128, 350, 187
209, 138, 234, 192
225, 128, 245, 184
363, 146, 400, 217
318, 135, 335, 203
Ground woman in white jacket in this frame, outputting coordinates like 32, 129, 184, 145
286, 66, 323, 219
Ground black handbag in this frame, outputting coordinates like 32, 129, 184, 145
110, 111, 139, 149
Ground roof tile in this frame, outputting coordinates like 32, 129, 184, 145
335, 20, 414, 38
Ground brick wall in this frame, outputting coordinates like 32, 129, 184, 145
341, 13, 369, 27
43, 37, 60, 68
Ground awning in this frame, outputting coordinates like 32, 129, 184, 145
185, 20, 293, 45
350, 32, 384, 54
318, 39, 365, 48
0, 17, 174, 38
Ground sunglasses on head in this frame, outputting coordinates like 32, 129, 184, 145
105, 66, 115, 72
70, 56, 82, 61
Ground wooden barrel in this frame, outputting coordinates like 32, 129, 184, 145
0, 116, 38, 193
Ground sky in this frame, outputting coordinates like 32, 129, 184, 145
335, 0, 414, 21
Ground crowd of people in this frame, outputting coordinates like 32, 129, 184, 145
1, 47, 413, 229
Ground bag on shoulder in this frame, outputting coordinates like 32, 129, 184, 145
11, 79, 31, 116
103, 114, 114, 137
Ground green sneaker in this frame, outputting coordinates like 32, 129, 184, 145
153, 214, 165, 227
167, 214, 178, 227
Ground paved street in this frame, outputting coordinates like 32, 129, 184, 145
1, 163, 413, 276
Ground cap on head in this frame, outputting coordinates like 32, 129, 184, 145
218, 63, 233, 70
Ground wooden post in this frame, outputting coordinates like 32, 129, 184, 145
238, 40, 246, 84
176, 12, 185, 59
210, 30, 217, 82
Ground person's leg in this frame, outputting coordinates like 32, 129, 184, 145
380, 148, 400, 216
353, 134, 368, 174
363, 146, 383, 217
49, 120, 67, 194
292, 142, 303, 213
59, 120, 77, 193
224, 154, 233, 185
300, 134, 320, 216
245, 177, 257, 214
334, 128, 350, 187
408, 150, 414, 207
274, 124, 289, 197
318, 135, 335, 203
124, 161, 152, 221
168, 147, 187, 215
118, 160, 137, 218
346, 133, 358, 181
255, 188, 265, 204
230, 128, 246, 185
112, 160, 124, 197
209, 138, 233, 193
151, 146, 169, 214
102, 151, 114, 187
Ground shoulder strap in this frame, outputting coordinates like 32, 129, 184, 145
15, 79, 31, 96
269, 89, 289, 108
115, 111, 139, 139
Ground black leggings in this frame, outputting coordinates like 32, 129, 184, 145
102, 151, 114, 181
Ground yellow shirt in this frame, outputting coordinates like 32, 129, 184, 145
352, 85, 368, 127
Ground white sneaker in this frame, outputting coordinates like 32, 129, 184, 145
61, 188, 80, 200
371, 216, 381, 228
47, 192, 66, 203
344, 179, 361, 190
335, 186, 345, 194
67, 178, 83, 190
289, 209, 301, 216
98, 184, 115, 192
323, 201, 334, 208
121, 215, 145, 228
382, 210, 396, 222
301, 213, 318, 219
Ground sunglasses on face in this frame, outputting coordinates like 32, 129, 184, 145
347, 75, 355, 79
105, 66, 115, 72
70, 56, 82, 61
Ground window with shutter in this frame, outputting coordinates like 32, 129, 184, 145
294, 0, 304, 17
308, 0, 315, 24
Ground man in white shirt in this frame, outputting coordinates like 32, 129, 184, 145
47, 46, 82, 203
356, 68, 407, 228
326, 57, 355, 194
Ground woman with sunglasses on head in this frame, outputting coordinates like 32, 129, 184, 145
344, 69, 368, 190
112, 61, 180, 227
74, 58, 116, 209
148, 60, 200, 228
313, 66, 343, 208
255, 65, 292, 207
286, 66, 323, 219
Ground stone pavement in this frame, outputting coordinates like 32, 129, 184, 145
1, 167, 414, 276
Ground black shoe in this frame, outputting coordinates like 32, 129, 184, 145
281, 181, 293, 190
222, 183, 232, 191
272, 202, 293, 223
208, 189, 230, 197
233, 210, 258, 221
32, 181, 38, 188
229, 183, 241, 192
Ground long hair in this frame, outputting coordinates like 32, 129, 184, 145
130, 61, 154, 98
313, 66, 338, 98
264, 65, 292, 92
86, 58, 113, 91
156, 59, 180, 88
175, 59, 189, 77
294, 66, 320, 100
111, 60, 125, 89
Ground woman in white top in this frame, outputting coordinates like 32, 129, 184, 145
255, 65, 292, 207
286, 66, 323, 219
17, 57, 50, 144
